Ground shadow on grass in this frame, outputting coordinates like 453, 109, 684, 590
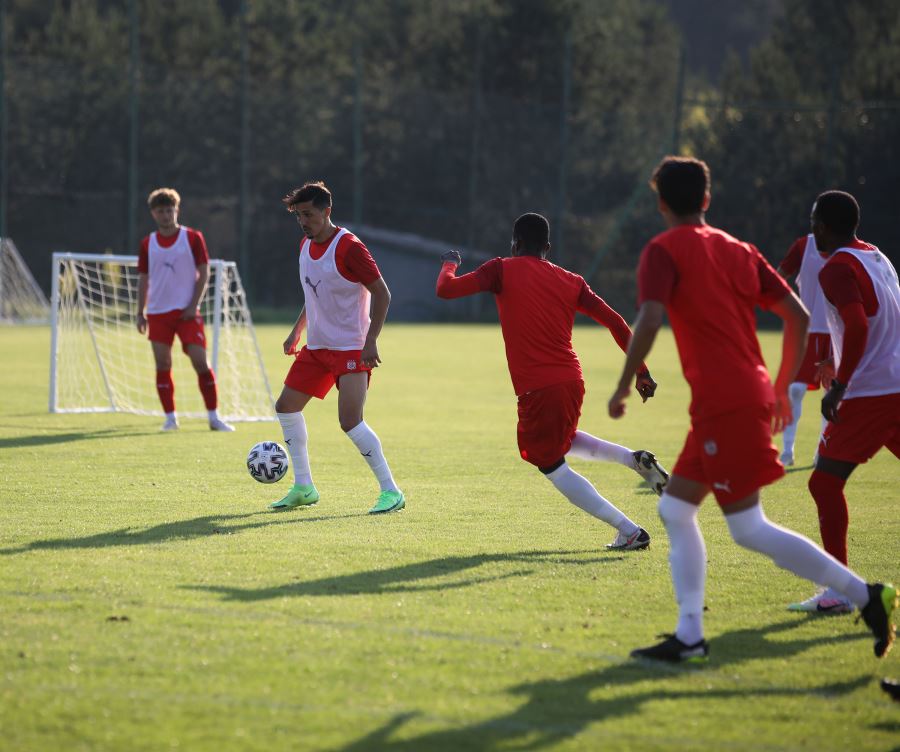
784, 464, 816, 475
0, 510, 363, 555
184, 549, 623, 601
335, 619, 872, 752
0, 426, 156, 448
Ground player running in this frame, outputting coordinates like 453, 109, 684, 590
776, 230, 831, 466
270, 181, 404, 515
788, 190, 900, 615
610, 157, 896, 662
435, 212, 668, 551
135, 188, 234, 432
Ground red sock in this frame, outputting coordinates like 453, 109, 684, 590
156, 370, 175, 413
198, 369, 218, 410
808, 469, 849, 564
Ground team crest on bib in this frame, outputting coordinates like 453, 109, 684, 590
704, 440, 718, 456
347, 360, 357, 370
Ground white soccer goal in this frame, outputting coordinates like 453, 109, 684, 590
0, 238, 51, 323
49, 253, 275, 422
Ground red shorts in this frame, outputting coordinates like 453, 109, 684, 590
794, 332, 832, 388
673, 404, 784, 506
147, 309, 206, 353
284, 346, 372, 399
818, 392, 900, 464
517, 380, 584, 468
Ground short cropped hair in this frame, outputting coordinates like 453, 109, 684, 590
650, 157, 710, 215
283, 181, 332, 210
513, 212, 550, 256
813, 190, 859, 236
147, 188, 180, 209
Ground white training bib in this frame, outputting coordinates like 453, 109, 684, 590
298, 228, 371, 351
146, 229, 199, 314
796, 234, 830, 334
825, 246, 900, 399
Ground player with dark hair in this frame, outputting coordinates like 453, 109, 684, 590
776, 227, 831, 468
136, 187, 234, 432
435, 212, 668, 551
271, 180, 405, 514
610, 157, 896, 662
788, 190, 900, 614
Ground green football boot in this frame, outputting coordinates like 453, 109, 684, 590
368, 489, 405, 514
269, 483, 320, 510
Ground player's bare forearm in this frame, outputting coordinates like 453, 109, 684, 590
609, 302, 663, 418
136, 274, 149, 333
769, 290, 809, 433
284, 308, 306, 355
362, 277, 391, 367
183, 264, 209, 319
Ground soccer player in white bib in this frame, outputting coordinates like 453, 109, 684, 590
135, 188, 234, 432
270, 181, 404, 514
788, 191, 900, 615
776, 231, 832, 466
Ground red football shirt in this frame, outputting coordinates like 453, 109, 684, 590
137, 226, 209, 273
637, 224, 791, 419
777, 236, 807, 276
303, 228, 381, 286
437, 255, 639, 395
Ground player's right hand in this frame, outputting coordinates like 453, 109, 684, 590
441, 250, 462, 266
772, 391, 793, 434
136, 314, 147, 334
821, 380, 846, 423
635, 370, 657, 402
608, 384, 630, 419
283, 335, 300, 355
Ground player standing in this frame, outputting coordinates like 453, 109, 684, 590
270, 181, 404, 514
136, 188, 234, 432
788, 191, 900, 614
776, 231, 831, 466
436, 212, 668, 550
610, 157, 896, 662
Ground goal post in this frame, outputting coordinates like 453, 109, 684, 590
49, 252, 275, 421
0, 238, 51, 324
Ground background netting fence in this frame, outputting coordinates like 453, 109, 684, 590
0, 239, 50, 323
50, 255, 274, 421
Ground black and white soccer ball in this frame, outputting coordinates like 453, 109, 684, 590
246, 441, 289, 483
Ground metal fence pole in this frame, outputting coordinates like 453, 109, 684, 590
352, 37, 363, 226
0, 0, 8, 240
671, 45, 686, 153
239, 0, 251, 298
127, 0, 139, 252
553, 26, 573, 266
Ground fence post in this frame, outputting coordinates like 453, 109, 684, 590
352, 37, 363, 226
553, 26, 573, 265
127, 0, 139, 252
0, 0, 8, 240
239, 0, 251, 298
671, 45, 686, 153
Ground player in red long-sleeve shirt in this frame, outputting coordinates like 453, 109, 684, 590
787, 191, 900, 615
609, 157, 896, 662
436, 212, 668, 551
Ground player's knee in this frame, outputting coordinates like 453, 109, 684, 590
340, 415, 362, 433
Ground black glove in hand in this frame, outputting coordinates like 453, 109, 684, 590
635, 370, 657, 403
441, 250, 462, 266
821, 380, 846, 422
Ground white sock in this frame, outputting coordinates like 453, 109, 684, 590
567, 431, 634, 466
345, 421, 398, 492
208, 409, 219, 422
277, 411, 312, 485
658, 493, 706, 644
725, 504, 869, 607
165, 411, 177, 422
781, 382, 806, 456
545, 462, 639, 535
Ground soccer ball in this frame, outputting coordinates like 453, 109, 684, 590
246, 441, 289, 483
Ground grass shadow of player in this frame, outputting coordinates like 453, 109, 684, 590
0, 511, 363, 556
784, 463, 816, 474
334, 619, 871, 752
184, 549, 623, 602
0, 427, 157, 448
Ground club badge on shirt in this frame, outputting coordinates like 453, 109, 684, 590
347, 360, 357, 371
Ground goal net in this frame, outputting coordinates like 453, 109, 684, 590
0, 238, 50, 323
49, 253, 275, 421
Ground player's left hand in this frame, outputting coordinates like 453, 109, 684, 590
821, 380, 846, 423
815, 357, 835, 389
635, 370, 657, 402
441, 250, 462, 266
608, 384, 630, 419
361, 339, 381, 369
179, 308, 196, 321
772, 391, 793, 434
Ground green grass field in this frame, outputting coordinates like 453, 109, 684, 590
1, 323, 898, 751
